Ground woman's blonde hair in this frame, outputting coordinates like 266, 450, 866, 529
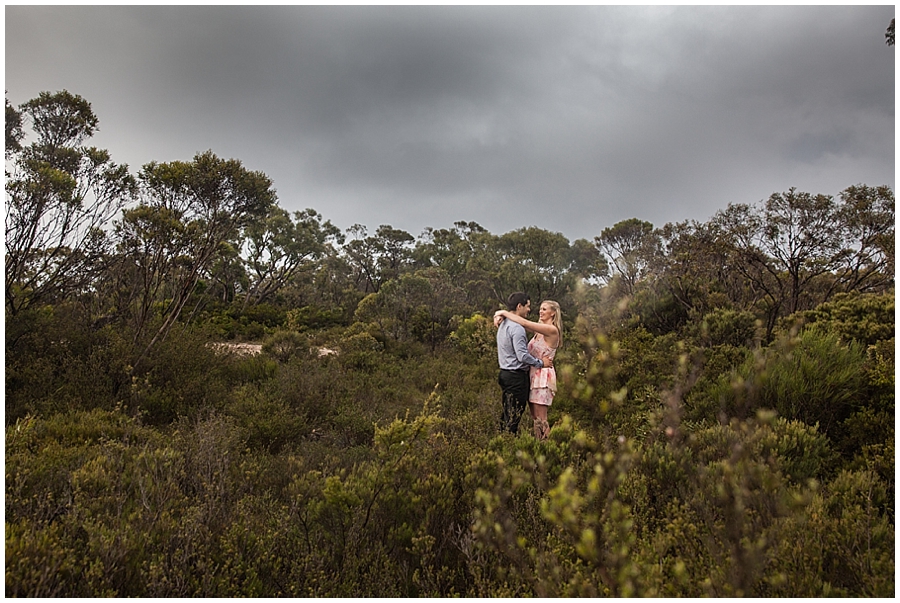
541, 300, 563, 347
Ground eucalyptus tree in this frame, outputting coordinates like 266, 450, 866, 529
239, 207, 342, 310
116, 151, 276, 369
114, 203, 184, 343
355, 267, 466, 349
594, 218, 660, 296
414, 223, 607, 314
343, 224, 415, 293
655, 219, 737, 315
762, 188, 846, 314
5, 97, 24, 157
569, 237, 610, 284
206, 239, 247, 304
492, 227, 595, 306
413, 221, 498, 311
304, 250, 363, 314
709, 186, 893, 340
414, 221, 481, 277
834, 184, 894, 293
5, 91, 137, 317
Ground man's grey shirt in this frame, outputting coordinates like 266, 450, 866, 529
497, 319, 543, 371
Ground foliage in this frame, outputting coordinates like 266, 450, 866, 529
7, 295, 893, 598
791, 290, 894, 346
5, 90, 893, 597
116, 150, 278, 371
5, 90, 137, 316
707, 328, 867, 437
595, 218, 658, 295
448, 313, 497, 358
239, 207, 342, 310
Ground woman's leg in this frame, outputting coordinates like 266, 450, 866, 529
530, 401, 550, 440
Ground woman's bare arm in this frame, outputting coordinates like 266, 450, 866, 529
494, 310, 559, 340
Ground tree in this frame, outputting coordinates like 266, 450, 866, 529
413, 221, 499, 311
655, 219, 737, 315
343, 224, 415, 293
834, 184, 894, 293
760, 188, 843, 315
713, 201, 790, 339
492, 227, 580, 304
119, 150, 276, 369
113, 203, 189, 344
5, 96, 24, 157
206, 239, 247, 304
414, 224, 607, 314
886, 18, 894, 46
569, 237, 609, 284
594, 218, 660, 296
5, 91, 136, 317
413, 221, 485, 278
240, 207, 342, 310
355, 267, 466, 350
709, 187, 889, 339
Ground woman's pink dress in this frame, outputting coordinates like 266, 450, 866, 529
527, 333, 557, 406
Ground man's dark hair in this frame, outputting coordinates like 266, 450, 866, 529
506, 292, 530, 311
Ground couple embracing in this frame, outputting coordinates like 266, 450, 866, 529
494, 292, 562, 441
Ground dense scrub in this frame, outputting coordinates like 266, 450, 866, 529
6, 293, 893, 596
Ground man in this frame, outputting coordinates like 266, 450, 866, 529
496, 292, 551, 434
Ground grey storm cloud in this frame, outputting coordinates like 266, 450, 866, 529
6, 5, 894, 242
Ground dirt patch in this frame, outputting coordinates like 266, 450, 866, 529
208, 342, 263, 356
208, 343, 339, 357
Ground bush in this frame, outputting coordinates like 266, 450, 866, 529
689, 308, 762, 348
285, 305, 347, 331
790, 291, 894, 346
705, 328, 866, 434
338, 332, 383, 371
225, 383, 308, 453
762, 469, 894, 597
5, 305, 132, 422
129, 330, 232, 425
261, 329, 309, 362
448, 313, 496, 358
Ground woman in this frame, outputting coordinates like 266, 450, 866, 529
494, 300, 561, 441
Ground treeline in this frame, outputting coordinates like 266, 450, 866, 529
5, 91, 895, 596
6, 91, 894, 379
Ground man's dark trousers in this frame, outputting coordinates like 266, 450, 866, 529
498, 368, 530, 434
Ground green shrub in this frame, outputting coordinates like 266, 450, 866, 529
689, 308, 762, 348
285, 304, 347, 331
5, 306, 131, 422
762, 469, 894, 596
5, 290, 894, 597
225, 383, 308, 453
261, 329, 309, 362
5, 520, 90, 597
129, 330, 232, 425
218, 353, 278, 385
5, 408, 193, 596
707, 328, 866, 434
448, 313, 496, 358
791, 291, 894, 346
6, 409, 161, 525
336, 324, 384, 371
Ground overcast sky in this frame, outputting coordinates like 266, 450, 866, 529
6, 5, 895, 242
